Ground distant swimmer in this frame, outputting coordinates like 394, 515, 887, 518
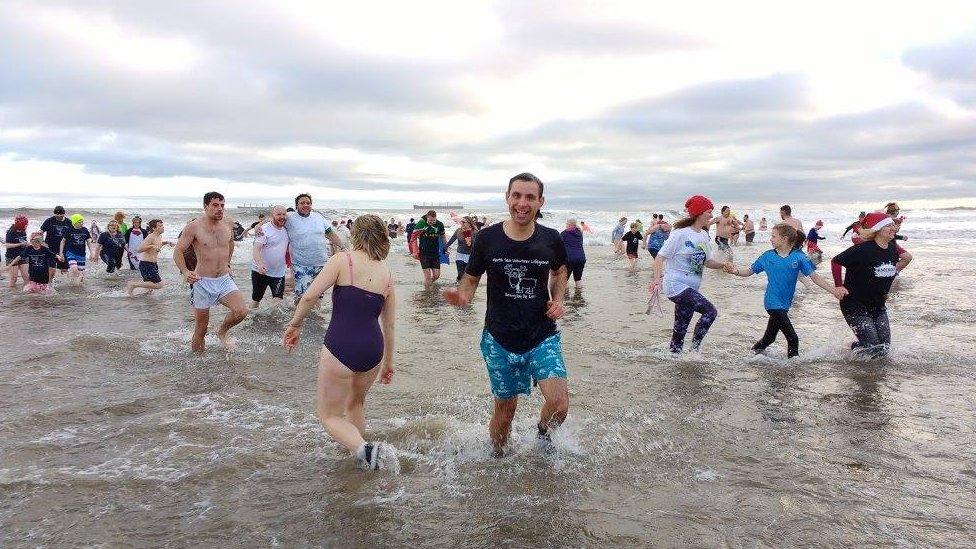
611, 217, 627, 255
726, 224, 844, 358
249, 206, 289, 309
841, 211, 866, 242
9, 232, 59, 294
93, 220, 127, 274
709, 205, 738, 256
779, 205, 803, 249
445, 216, 476, 282
59, 214, 94, 286
5, 215, 29, 289
560, 218, 586, 290
742, 214, 755, 244
649, 195, 731, 353
411, 210, 447, 287
579, 220, 593, 234
643, 214, 671, 265
124, 216, 147, 270
806, 220, 826, 261
173, 192, 248, 352
444, 173, 569, 458
126, 219, 171, 296
831, 212, 912, 358
759, 217, 768, 231
40, 206, 72, 278
283, 215, 396, 470
622, 222, 643, 269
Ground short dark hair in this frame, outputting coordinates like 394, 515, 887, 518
295, 193, 312, 206
721, 205, 730, 213
147, 219, 162, 231
204, 191, 225, 206
507, 172, 544, 197
780, 204, 792, 215
54, 206, 65, 214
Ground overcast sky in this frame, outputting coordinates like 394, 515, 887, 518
2, 1, 975, 209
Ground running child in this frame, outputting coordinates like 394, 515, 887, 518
9, 232, 60, 294
127, 219, 171, 296
621, 222, 643, 269
59, 214, 94, 286
725, 224, 844, 358
806, 220, 826, 261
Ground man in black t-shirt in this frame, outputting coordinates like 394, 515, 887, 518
444, 173, 569, 457
40, 205, 73, 274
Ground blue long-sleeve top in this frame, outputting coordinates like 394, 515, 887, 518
561, 227, 586, 264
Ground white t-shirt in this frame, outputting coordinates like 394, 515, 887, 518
285, 211, 332, 268
252, 222, 289, 278
658, 226, 712, 298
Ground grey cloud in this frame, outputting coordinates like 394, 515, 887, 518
902, 32, 976, 107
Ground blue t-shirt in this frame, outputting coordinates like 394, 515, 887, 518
751, 249, 815, 310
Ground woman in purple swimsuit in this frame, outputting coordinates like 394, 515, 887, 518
283, 214, 397, 470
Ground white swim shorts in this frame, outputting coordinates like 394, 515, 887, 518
192, 274, 239, 310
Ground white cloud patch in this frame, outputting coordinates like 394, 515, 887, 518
1, 0, 975, 208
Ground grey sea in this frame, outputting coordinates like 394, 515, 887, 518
2, 206, 975, 547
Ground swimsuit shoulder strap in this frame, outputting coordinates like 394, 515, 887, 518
344, 251, 354, 283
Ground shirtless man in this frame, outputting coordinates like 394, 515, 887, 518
173, 192, 248, 352
709, 205, 739, 255
779, 205, 804, 250
126, 219, 172, 296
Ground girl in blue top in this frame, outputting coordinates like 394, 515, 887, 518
726, 224, 844, 357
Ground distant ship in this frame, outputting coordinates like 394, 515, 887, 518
413, 202, 464, 210
236, 204, 275, 213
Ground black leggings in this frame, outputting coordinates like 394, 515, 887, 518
251, 270, 285, 302
840, 299, 890, 358
101, 251, 123, 273
754, 309, 799, 358
455, 260, 467, 281
566, 260, 585, 282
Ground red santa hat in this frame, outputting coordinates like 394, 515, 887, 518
862, 211, 894, 232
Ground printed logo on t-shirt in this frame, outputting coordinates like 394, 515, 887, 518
874, 262, 897, 278
503, 263, 537, 298
683, 240, 707, 275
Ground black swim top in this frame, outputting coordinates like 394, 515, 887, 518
323, 252, 390, 372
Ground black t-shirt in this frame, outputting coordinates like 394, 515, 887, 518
5, 227, 27, 260
465, 223, 567, 353
622, 230, 643, 255
97, 231, 125, 255
40, 216, 73, 250
19, 246, 57, 284
62, 227, 91, 256
833, 240, 900, 308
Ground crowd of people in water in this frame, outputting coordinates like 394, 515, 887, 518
3, 175, 912, 469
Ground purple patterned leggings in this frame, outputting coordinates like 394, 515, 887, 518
668, 288, 718, 352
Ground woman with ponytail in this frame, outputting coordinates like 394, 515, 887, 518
649, 195, 731, 353
726, 223, 844, 358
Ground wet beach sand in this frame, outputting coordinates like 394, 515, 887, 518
2, 224, 976, 547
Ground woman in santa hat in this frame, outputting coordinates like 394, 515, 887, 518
831, 211, 913, 358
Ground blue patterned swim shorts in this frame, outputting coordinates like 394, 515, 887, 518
480, 330, 567, 400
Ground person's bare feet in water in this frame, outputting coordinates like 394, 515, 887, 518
217, 329, 236, 352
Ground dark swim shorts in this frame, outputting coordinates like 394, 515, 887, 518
139, 261, 162, 283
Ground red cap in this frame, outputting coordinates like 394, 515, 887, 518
14, 215, 28, 229
684, 195, 714, 217
862, 211, 894, 232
